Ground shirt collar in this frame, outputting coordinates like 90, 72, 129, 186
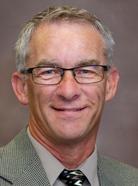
27, 128, 98, 185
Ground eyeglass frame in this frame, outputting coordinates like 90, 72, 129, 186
20, 64, 111, 85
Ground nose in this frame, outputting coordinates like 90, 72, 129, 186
56, 71, 81, 102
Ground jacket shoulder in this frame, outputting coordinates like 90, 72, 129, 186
98, 155, 138, 186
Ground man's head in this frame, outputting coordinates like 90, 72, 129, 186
12, 6, 119, 146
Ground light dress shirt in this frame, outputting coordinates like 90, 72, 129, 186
28, 129, 99, 186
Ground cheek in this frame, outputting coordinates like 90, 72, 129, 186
27, 84, 56, 114
82, 83, 106, 103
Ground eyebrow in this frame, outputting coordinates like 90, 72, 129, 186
35, 59, 100, 67
74, 59, 100, 67
35, 59, 58, 67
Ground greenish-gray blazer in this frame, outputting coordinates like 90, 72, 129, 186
0, 128, 138, 186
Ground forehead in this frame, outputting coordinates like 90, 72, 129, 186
27, 22, 106, 67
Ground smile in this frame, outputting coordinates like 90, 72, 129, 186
51, 106, 87, 112
50, 106, 88, 120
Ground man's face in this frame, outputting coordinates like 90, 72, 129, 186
15, 22, 119, 144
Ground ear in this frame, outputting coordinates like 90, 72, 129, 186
11, 72, 29, 105
105, 67, 119, 101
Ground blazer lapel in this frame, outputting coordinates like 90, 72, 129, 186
98, 168, 115, 186
13, 155, 51, 186
0, 128, 51, 185
97, 155, 115, 186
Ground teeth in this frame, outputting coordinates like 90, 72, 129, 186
53, 107, 84, 111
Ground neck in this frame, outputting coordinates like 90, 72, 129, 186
29, 123, 97, 169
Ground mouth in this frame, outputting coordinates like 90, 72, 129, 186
51, 106, 87, 112
50, 105, 88, 120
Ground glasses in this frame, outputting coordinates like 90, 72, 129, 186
20, 64, 111, 85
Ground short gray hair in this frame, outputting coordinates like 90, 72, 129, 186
15, 6, 115, 71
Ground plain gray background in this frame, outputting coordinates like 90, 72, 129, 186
0, 0, 138, 168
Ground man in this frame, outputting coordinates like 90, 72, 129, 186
0, 6, 138, 186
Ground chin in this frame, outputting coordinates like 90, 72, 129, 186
54, 126, 89, 142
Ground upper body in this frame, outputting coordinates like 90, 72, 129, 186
1, 128, 138, 186
1, 5, 137, 186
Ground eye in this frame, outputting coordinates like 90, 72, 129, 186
33, 67, 60, 78
40, 69, 55, 75
75, 67, 97, 76
78, 69, 91, 74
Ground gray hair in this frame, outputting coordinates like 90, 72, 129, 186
15, 6, 115, 71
